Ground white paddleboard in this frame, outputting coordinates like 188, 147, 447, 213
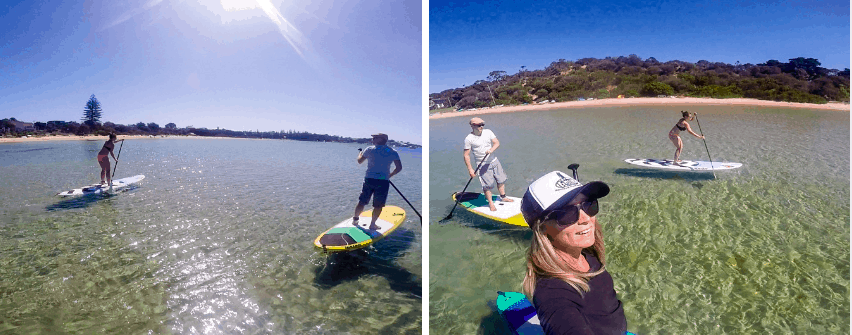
625, 159, 742, 171
57, 175, 146, 197
452, 192, 526, 227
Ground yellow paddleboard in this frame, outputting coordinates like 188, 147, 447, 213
314, 206, 406, 253
452, 192, 526, 227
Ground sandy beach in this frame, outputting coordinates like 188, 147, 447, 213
0, 134, 250, 144
429, 97, 850, 119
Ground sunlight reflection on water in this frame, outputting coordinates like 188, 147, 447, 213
0, 138, 421, 334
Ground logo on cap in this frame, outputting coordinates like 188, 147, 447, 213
554, 172, 581, 191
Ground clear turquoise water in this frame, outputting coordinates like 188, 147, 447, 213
0, 138, 422, 334
429, 106, 849, 334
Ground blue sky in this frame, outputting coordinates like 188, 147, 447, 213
429, 0, 850, 93
1, 0, 422, 144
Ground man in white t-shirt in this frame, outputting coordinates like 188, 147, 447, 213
463, 117, 513, 211
353, 133, 402, 230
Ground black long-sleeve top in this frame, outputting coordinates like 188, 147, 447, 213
532, 250, 627, 335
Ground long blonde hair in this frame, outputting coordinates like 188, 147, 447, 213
522, 217, 606, 298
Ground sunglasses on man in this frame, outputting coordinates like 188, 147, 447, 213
470, 123, 485, 127
541, 200, 599, 227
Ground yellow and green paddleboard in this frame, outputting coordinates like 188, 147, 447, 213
452, 192, 526, 227
314, 205, 406, 253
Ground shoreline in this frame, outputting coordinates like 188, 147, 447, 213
429, 97, 850, 119
0, 134, 252, 144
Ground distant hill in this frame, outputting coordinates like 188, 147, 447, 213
430, 55, 850, 110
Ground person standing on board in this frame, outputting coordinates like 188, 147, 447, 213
97, 133, 124, 186
463, 117, 513, 211
669, 111, 704, 164
520, 170, 627, 334
352, 133, 402, 231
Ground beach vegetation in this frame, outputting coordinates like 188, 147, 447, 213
431, 56, 850, 110
641, 82, 675, 97
839, 86, 850, 101
135, 122, 149, 132
690, 85, 743, 99
0, 115, 421, 147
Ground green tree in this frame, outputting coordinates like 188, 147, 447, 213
641, 82, 674, 96
488, 70, 507, 84
82, 94, 103, 126
166, 123, 177, 130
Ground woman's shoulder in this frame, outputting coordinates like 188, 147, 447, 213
535, 277, 581, 297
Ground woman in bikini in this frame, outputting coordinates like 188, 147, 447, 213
669, 111, 703, 163
97, 134, 124, 186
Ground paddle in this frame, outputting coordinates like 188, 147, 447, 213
110, 139, 124, 187
693, 113, 716, 179
439, 151, 490, 222
389, 180, 421, 222
567, 163, 580, 181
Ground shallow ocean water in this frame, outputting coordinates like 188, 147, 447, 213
429, 106, 849, 334
0, 138, 422, 334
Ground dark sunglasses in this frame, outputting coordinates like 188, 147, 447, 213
471, 123, 485, 127
542, 200, 599, 227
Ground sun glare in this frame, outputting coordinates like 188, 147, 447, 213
220, 0, 259, 12
217, 0, 313, 61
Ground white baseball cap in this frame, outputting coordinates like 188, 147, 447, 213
520, 171, 610, 228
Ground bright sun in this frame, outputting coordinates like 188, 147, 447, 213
217, 0, 310, 58
220, 0, 259, 12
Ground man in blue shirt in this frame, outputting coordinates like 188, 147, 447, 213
352, 133, 402, 230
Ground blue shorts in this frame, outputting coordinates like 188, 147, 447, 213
358, 178, 390, 207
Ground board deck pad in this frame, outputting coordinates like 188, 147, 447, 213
625, 158, 742, 171
453, 192, 526, 226
57, 175, 146, 197
497, 291, 544, 335
314, 205, 406, 253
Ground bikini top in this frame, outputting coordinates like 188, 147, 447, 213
676, 121, 687, 131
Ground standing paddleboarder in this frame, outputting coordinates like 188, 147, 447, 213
463, 117, 513, 211
97, 133, 124, 186
669, 111, 704, 163
352, 133, 402, 231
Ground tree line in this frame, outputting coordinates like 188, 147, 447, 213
430, 56, 850, 110
2, 95, 420, 149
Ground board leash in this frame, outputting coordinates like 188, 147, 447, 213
440, 152, 490, 222
693, 114, 716, 179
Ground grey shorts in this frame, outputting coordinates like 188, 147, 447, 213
477, 158, 508, 191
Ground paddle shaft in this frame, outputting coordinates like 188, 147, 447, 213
693, 115, 716, 179
441, 152, 490, 221
111, 139, 124, 181
389, 180, 421, 221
